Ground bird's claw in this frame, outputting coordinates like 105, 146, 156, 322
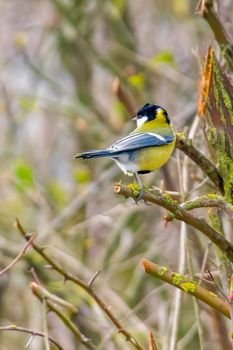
133, 188, 144, 205
128, 183, 151, 205
133, 188, 152, 206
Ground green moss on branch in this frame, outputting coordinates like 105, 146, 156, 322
141, 259, 230, 319
114, 184, 233, 263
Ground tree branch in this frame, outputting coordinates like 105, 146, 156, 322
0, 234, 35, 277
0, 325, 63, 350
149, 331, 157, 350
181, 194, 233, 217
30, 282, 96, 350
141, 259, 230, 319
175, 133, 223, 193
114, 184, 233, 263
15, 218, 143, 350
196, 0, 233, 71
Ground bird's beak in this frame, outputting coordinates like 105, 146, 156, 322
133, 116, 137, 121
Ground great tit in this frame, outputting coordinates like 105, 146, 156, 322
75, 103, 175, 197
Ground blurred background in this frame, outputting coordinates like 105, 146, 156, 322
0, 0, 233, 349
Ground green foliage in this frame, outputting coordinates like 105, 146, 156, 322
128, 73, 145, 90
19, 95, 37, 113
13, 160, 34, 190
47, 181, 68, 211
73, 167, 91, 184
150, 51, 176, 66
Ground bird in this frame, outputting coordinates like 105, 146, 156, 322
75, 103, 175, 201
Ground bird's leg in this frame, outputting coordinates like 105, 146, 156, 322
134, 172, 143, 189
133, 173, 152, 206
133, 172, 145, 204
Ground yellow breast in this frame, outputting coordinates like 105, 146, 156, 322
132, 118, 176, 172
135, 141, 175, 172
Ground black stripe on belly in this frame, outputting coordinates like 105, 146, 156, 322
138, 170, 151, 174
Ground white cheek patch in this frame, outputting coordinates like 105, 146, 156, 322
137, 116, 148, 128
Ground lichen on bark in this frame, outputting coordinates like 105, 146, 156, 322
198, 47, 233, 203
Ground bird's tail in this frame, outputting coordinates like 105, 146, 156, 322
74, 149, 112, 159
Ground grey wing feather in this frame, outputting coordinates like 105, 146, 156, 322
108, 132, 174, 153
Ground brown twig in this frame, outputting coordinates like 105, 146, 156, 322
112, 78, 137, 116
206, 269, 228, 302
42, 298, 50, 350
0, 325, 63, 349
40, 166, 118, 240
114, 183, 233, 263
196, 0, 231, 47
30, 282, 96, 350
148, 331, 157, 350
88, 270, 101, 288
31, 282, 78, 313
175, 133, 223, 193
196, 0, 233, 71
141, 259, 230, 319
15, 218, 144, 350
0, 234, 35, 277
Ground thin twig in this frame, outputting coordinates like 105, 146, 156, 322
25, 334, 35, 348
30, 267, 42, 285
186, 176, 210, 197
149, 330, 157, 350
177, 323, 197, 350
206, 270, 228, 302
0, 325, 63, 349
15, 218, 144, 350
40, 165, 118, 241
33, 283, 78, 313
88, 270, 101, 288
31, 282, 96, 350
175, 133, 223, 193
42, 298, 51, 350
169, 223, 186, 350
182, 116, 205, 350
199, 242, 212, 286
169, 148, 188, 350
112, 78, 137, 116
0, 234, 35, 277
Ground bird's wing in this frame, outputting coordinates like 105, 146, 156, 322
108, 132, 174, 153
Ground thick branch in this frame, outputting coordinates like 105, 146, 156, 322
15, 219, 143, 350
196, 0, 233, 70
114, 184, 233, 263
196, 0, 231, 47
175, 134, 223, 193
141, 259, 230, 319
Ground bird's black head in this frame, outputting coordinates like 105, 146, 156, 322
135, 103, 170, 127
